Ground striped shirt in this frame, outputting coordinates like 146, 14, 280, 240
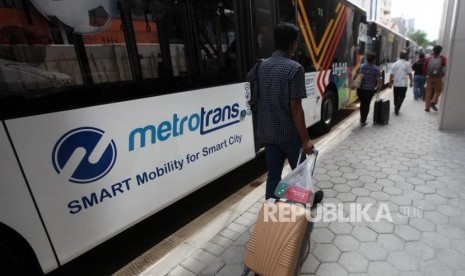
247, 51, 307, 144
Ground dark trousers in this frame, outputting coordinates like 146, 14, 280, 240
393, 87, 407, 112
357, 89, 376, 123
264, 135, 302, 200
413, 75, 426, 100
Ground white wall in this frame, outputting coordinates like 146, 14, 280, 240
439, 0, 465, 131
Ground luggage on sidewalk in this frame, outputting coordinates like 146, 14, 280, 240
242, 150, 319, 276
242, 202, 313, 276
373, 92, 390, 125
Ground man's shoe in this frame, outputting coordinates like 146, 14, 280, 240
395, 109, 399, 115
431, 104, 438, 111
425, 109, 430, 112
312, 190, 324, 207
360, 120, 367, 126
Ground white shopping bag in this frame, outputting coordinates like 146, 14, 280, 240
274, 150, 318, 205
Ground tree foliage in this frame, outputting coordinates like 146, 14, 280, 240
409, 30, 429, 48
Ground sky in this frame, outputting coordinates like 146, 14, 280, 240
390, 0, 445, 41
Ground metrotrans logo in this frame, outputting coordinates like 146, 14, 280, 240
52, 127, 117, 183
129, 103, 243, 151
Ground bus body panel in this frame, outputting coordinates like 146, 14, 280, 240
366, 21, 413, 86
5, 83, 255, 264
303, 72, 322, 127
0, 0, 370, 272
295, 0, 367, 111
0, 125, 57, 273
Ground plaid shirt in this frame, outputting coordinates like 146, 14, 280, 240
360, 63, 381, 91
247, 51, 306, 144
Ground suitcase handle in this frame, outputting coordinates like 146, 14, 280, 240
376, 89, 381, 101
297, 149, 318, 164
296, 149, 319, 175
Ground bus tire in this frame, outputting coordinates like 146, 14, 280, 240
318, 91, 336, 133
0, 225, 43, 275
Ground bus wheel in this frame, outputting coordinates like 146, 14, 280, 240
0, 243, 24, 275
0, 237, 42, 275
319, 91, 336, 133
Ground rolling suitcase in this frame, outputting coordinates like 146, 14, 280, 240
242, 202, 313, 276
373, 92, 390, 125
242, 151, 318, 276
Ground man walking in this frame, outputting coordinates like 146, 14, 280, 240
423, 45, 447, 112
247, 22, 323, 204
412, 53, 426, 101
389, 51, 413, 115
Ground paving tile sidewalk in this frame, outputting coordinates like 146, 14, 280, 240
144, 88, 465, 276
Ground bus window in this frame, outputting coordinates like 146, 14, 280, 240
81, 17, 133, 84
278, 0, 295, 24
305, 0, 337, 44
0, 1, 75, 98
252, 0, 274, 59
129, 0, 188, 83
190, 0, 240, 86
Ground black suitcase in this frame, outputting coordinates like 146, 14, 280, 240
373, 94, 390, 125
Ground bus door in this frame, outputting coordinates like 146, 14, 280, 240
249, 0, 321, 128
185, 0, 243, 87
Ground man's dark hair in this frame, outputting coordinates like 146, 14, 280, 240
400, 51, 408, 60
419, 53, 425, 59
366, 52, 376, 63
274, 22, 299, 50
433, 45, 442, 54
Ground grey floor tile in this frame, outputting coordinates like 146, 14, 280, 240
339, 252, 369, 273
215, 264, 244, 276
377, 234, 405, 251
221, 245, 246, 265
367, 261, 398, 276
358, 242, 388, 261
334, 235, 361, 252
352, 226, 378, 242
316, 262, 348, 276
419, 260, 454, 276
180, 257, 207, 274
313, 244, 342, 262
157, 89, 465, 276
301, 253, 320, 274
387, 251, 419, 271
404, 241, 435, 260
435, 248, 465, 271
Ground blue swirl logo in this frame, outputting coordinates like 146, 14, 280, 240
52, 127, 117, 183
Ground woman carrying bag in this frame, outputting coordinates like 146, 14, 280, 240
355, 52, 382, 126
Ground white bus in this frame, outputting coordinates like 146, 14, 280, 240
366, 21, 421, 86
0, 0, 366, 274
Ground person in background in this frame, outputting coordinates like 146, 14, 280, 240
412, 53, 426, 101
357, 52, 382, 126
423, 45, 447, 112
389, 51, 413, 115
247, 22, 323, 205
